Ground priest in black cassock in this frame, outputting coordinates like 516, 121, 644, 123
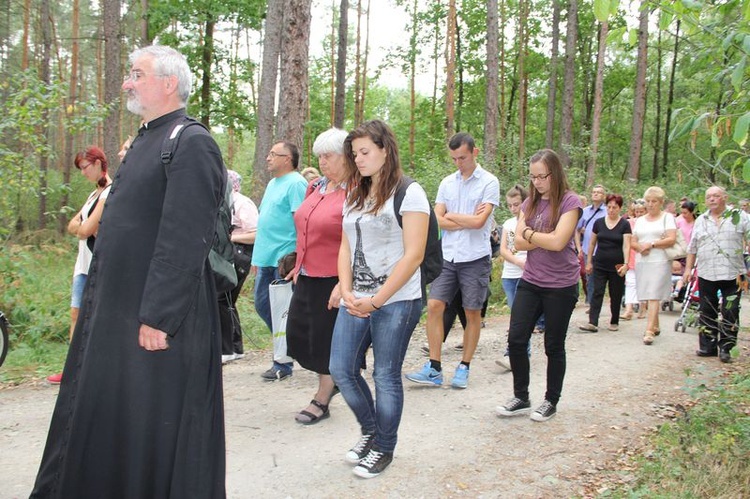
31, 45, 226, 498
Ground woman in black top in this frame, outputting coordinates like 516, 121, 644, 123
579, 194, 632, 332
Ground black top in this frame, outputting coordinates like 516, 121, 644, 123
592, 216, 632, 271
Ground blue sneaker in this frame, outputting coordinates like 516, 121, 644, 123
405, 362, 443, 386
451, 363, 470, 389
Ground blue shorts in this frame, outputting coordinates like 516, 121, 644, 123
428, 256, 492, 310
70, 273, 87, 308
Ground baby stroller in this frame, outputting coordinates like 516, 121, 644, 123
674, 267, 700, 333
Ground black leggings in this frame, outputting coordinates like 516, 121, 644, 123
508, 280, 578, 405
588, 268, 625, 326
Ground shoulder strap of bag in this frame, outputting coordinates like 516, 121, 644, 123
393, 176, 415, 229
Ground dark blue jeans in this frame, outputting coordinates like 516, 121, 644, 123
698, 277, 742, 353
508, 280, 578, 405
253, 266, 279, 332
329, 298, 422, 453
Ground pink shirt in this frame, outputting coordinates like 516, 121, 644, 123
293, 180, 346, 277
675, 216, 694, 245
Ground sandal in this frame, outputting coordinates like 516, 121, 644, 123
295, 399, 330, 425
621, 312, 632, 321
643, 331, 655, 345
653, 328, 661, 336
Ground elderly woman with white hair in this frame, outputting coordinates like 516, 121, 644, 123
286, 128, 350, 425
631, 186, 677, 345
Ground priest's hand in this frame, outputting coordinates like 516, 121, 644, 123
139, 324, 170, 351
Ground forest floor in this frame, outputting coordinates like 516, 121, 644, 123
1, 303, 747, 498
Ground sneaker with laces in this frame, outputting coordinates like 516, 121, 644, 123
530, 400, 557, 422
345, 434, 374, 464
260, 365, 292, 381
352, 448, 394, 478
404, 362, 443, 386
451, 363, 470, 388
496, 397, 531, 417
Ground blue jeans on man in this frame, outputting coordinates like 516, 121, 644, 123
329, 298, 422, 453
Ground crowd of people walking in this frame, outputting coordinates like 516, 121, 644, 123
32, 44, 750, 496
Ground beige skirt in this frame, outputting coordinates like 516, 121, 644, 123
635, 261, 672, 301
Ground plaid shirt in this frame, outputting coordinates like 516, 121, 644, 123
687, 209, 750, 281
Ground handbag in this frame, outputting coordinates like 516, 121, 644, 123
269, 279, 294, 364
661, 215, 688, 260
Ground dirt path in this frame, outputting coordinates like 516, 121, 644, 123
1, 305, 745, 498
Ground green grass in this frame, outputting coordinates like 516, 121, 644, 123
603, 367, 750, 498
0, 240, 271, 384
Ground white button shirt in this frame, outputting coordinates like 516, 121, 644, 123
436, 164, 500, 263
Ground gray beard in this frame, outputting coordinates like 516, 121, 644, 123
126, 97, 144, 116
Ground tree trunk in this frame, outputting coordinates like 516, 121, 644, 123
627, 1, 649, 182
409, 0, 418, 170
60, 0, 80, 233
140, 0, 149, 44
358, 0, 370, 124
652, 27, 662, 179
499, 0, 506, 157
253, 0, 284, 197
662, 20, 680, 172
38, 0, 52, 229
517, 0, 527, 162
277, 0, 312, 149
445, 0, 456, 139
102, 0, 121, 172
483, 0, 499, 170
200, 17, 215, 128
587, 21, 607, 188
333, 0, 348, 128
21, 0, 31, 70
545, 0, 560, 149
353, 0, 362, 125
560, 0, 577, 168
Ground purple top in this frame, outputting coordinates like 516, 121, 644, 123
522, 190, 583, 288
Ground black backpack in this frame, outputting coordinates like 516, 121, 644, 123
161, 116, 238, 294
393, 176, 443, 291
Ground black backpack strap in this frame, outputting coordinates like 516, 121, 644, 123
394, 176, 415, 228
161, 116, 208, 167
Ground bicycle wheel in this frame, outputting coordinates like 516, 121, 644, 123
0, 312, 8, 368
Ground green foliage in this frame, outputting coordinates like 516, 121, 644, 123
0, 70, 110, 237
611, 369, 750, 497
0, 242, 270, 384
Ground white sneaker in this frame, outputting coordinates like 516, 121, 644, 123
221, 354, 236, 364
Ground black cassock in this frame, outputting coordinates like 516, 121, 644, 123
31, 109, 226, 498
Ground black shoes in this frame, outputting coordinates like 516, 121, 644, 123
352, 448, 394, 478
695, 349, 718, 357
719, 350, 732, 363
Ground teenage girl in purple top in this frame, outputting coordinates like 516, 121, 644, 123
496, 149, 583, 422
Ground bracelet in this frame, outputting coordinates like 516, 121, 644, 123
523, 227, 533, 241
529, 231, 536, 244
370, 297, 381, 310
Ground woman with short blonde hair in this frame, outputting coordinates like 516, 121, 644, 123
631, 186, 676, 345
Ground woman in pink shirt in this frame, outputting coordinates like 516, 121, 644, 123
286, 128, 350, 425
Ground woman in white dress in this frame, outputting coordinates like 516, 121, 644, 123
631, 186, 676, 345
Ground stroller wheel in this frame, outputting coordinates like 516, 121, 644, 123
674, 321, 681, 332
669, 301, 674, 311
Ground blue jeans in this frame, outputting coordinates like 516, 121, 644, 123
253, 266, 279, 332
508, 280, 578, 405
329, 298, 422, 453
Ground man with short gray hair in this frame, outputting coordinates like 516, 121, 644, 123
684, 185, 750, 363
31, 45, 226, 497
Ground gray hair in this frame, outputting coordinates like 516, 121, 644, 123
129, 45, 192, 106
312, 128, 348, 156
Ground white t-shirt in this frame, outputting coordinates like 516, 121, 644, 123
634, 213, 676, 264
342, 182, 430, 304
501, 216, 526, 279
73, 185, 112, 276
